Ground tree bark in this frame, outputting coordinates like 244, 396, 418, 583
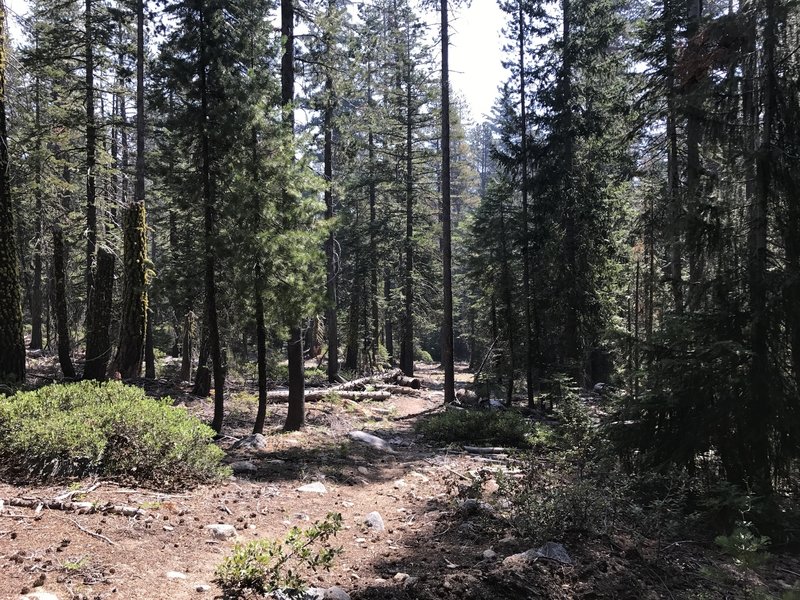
83, 247, 115, 381
324, 66, 339, 382
440, 0, 455, 403
400, 37, 414, 377
85, 0, 97, 293
112, 202, 148, 378
52, 227, 75, 379
0, 0, 25, 383
30, 72, 43, 351
284, 326, 306, 430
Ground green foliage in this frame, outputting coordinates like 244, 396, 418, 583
714, 522, 771, 569
416, 409, 534, 447
214, 512, 343, 599
0, 381, 228, 487
414, 346, 433, 363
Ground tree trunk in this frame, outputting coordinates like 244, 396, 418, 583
0, 0, 25, 383
192, 321, 211, 396
112, 202, 148, 378
180, 310, 193, 382
384, 275, 394, 367
85, 0, 97, 294
253, 275, 268, 434
284, 325, 305, 430
747, 0, 776, 496
665, 7, 683, 314
345, 273, 361, 371
400, 41, 414, 377
517, 0, 534, 406
52, 227, 76, 380
324, 67, 339, 382
83, 247, 115, 381
30, 73, 43, 351
440, 0, 455, 404
144, 309, 155, 378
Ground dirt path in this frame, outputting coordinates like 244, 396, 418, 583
0, 364, 509, 600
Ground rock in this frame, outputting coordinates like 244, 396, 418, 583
393, 479, 407, 489
403, 577, 419, 587
364, 511, 385, 531
206, 523, 237, 540
231, 433, 269, 452
357, 466, 369, 475
458, 498, 494, 516
166, 571, 187, 580
482, 548, 497, 560
20, 593, 59, 600
195, 584, 211, 592
296, 482, 327, 494
355, 537, 366, 543
347, 431, 396, 454
323, 586, 350, 600
535, 541, 572, 565
230, 461, 257, 474
503, 542, 573, 567
393, 573, 410, 582
303, 588, 326, 600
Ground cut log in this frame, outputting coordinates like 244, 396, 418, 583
337, 368, 402, 391
267, 389, 391, 402
4, 497, 145, 518
394, 375, 421, 390
463, 446, 508, 455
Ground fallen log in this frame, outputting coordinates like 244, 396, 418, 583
3, 497, 146, 518
266, 390, 391, 402
394, 375, 421, 390
463, 446, 509, 455
265, 369, 401, 402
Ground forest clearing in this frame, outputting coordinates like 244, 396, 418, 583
2, 0, 800, 596
1, 359, 798, 600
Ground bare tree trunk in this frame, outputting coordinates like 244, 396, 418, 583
400, 52, 414, 377
324, 67, 339, 382
180, 310, 193, 382
384, 275, 394, 367
281, 0, 304, 430
52, 227, 76, 379
84, 247, 115, 381
30, 72, 43, 351
85, 0, 97, 294
0, 0, 25, 383
440, 0, 455, 403
517, 0, 534, 405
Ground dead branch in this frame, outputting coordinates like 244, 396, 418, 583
68, 518, 116, 545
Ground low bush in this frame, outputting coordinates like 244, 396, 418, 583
214, 512, 342, 599
416, 409, 534, 447
0, 381, 228, 488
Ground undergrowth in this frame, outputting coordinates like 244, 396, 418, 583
0, 381, 228, 488
415, 409, 534, 447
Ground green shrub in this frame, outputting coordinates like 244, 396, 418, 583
416, 410, 534, 447
214, 512, 343, 599
715, 522, 771, 569
414, 346, 433, 363
0, 381, 228, 488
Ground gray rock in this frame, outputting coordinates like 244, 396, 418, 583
347, 431, 396, 454
296, 482, 327, 494
364, 511, 385, 530
195, 584, 211, 592
482, 548, 497, 560
535, 541, 572, 565
230, 461, 257, 474
20, 594, 60, 600
503, 542, 573, 567
166, 571, 187, 580
324, 587, 350, 600
303, 588, 326, 600
206, 523, 237, 540
458, 498, 494, 516
231, 433, 269, 452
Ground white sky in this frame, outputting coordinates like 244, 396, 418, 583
448, 0, 507, 123
4, 0, 508, 123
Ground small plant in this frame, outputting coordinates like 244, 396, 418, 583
214, 512, 343, 599
416, 409, 533, 447
62, 556, 90, 571
715, 521, 771, 569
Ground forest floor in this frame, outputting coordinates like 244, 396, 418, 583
1, 359, 799, 600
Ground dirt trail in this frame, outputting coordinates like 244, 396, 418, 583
0, 363, 505, 600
